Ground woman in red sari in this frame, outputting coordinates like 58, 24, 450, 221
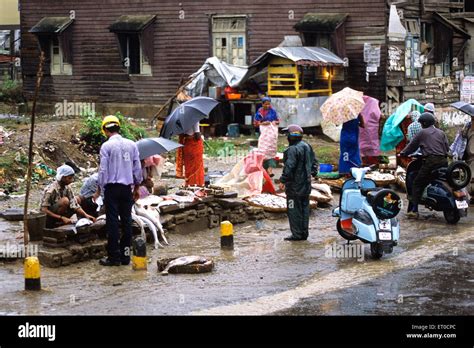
175, 122, 205, 186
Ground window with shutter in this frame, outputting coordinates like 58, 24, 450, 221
212, 16, 247, 66
109, 15, 155, 75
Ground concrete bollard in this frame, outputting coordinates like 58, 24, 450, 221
24, 257, 41, 291
132, 237, 147, 271
220, 221, 234, 250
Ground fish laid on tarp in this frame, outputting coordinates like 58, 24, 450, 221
310, 190, 332, 204
365, 172, 396, 186
311, 183, 333, 197
246, 194, 287, 211
160, 256, 212, 275
136, 195, 163, 207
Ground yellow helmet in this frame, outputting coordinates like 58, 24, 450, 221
101, 115, 120, 135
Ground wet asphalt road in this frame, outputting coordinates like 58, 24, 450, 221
0, 194, 473, 315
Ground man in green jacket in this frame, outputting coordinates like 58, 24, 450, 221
279, 125, 319, 241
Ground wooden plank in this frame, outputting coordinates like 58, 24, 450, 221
403, 84, 426, 92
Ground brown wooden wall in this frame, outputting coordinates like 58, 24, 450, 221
20, 0, 387, 113
385, 0, 470, 107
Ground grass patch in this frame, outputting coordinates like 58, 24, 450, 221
204, 138, 250, 158
314, 145, 339, 164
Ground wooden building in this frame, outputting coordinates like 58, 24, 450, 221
19, 0, 472, 117
20, 0, 387, 117
385, 0, 472, 110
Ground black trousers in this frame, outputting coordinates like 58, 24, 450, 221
412, 156, 448, 205
286, 195, 310, 240
104, 184, 134, 263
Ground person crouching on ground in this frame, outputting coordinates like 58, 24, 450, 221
40, 164, 96, 228
279, 124, 319, 241
77, 173, 102, 217
98, 115, 142, 267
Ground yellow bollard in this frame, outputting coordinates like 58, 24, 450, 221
220, 221, 234, 250
24, 257, 41, 291
132, 237, 147, 271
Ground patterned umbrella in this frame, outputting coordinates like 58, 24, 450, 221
320, 87, 365, 125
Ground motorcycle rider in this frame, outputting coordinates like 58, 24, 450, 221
401, 112, 449, 218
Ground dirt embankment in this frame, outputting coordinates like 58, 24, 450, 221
0, 118, 99, 193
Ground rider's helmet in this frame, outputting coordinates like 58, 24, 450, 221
418, 112, 436, 128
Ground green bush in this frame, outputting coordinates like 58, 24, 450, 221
0, 77, 23, 104
80, 110, 146, 153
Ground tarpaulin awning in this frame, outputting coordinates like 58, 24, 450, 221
294, 13, 347, 32
29, 17, 73, 34
109, 15, 156, 32
380, 99, 424, 152
186, 57, 249, 97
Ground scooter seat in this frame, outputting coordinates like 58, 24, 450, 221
366, 190, 381, 206
360, 187, 383, 197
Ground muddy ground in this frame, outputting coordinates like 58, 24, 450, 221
0, 163, 472, 316
0, 117, 471, 316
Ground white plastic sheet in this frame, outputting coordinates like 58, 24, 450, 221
272, 96, 329, 128
388, 5, 407, 41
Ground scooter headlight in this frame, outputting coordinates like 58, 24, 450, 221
354, 209, 373, 225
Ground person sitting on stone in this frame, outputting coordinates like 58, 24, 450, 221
77, 173, 102, 217
40, 164, 96, 228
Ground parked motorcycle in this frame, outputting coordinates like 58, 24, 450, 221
406, 156, 471, 224
332, 167, 401, 259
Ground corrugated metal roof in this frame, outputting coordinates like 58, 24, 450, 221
238, 46, 344, 86
264, 46, 345, 66
29, 17, 73, 34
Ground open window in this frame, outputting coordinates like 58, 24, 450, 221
432, 12, 470, 77
294, 13, 347, 81
294, 13, 348, 58
29, 17, 73, 75
109, 15, 156, 75
212, 16, 247, 66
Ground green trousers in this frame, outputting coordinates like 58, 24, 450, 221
286, 195, 310, 240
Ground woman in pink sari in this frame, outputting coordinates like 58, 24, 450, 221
359, 96, 381, 166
